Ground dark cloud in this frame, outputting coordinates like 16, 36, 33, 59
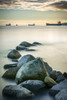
50, 1, 67, 10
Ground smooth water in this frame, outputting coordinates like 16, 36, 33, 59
0, 26, 67, 100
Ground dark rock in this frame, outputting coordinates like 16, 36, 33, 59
49, 79, 67, 96
2, 85, 34, 98
16, 45, 27, 50
20, 41, 32, 47
16, 57, 48, 84
55, 89, 67, 100
4, 63, 17, 69
7, 49, 21, 59
32, 42, 41, 46
56, 74, 65, 83
2, 67, 19, 79
50, 70, 62, 80
63, 72, 67, 78
44, 62, 52, 74
26, 49, 36, 51
19, 80, 46, 92
44, 76, 57, 87
17, 54, 35, 68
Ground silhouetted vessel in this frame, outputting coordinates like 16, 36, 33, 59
6, 23, 11, 26
46, 21, 62, 26
28, 24, 35, 26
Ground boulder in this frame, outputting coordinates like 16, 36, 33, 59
44, 62, 52, 74
19, 80, 46, 92
55, 89, 67, 100
50, 70, 62, 80
4, 63, 17, 69
32, 42, 41, 46
20, 41, 32, 47
49, 79, 67, 96
56, 74, 65, 83
2, 67, 19, 79
63, 72, 67, 78
16, 45, 27, 50
16, 57, 48, 84
44, 76, 57, 87
7, 49, 21, 59
17, 54, 35, 68
2, 85, 34, 98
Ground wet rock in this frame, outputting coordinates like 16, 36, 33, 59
17, 54, 35, 68
63, 72, 67, 78
2, 67, 19, 79
50, 70, 62, 80
55, 89, 67, 100
4, 63, 17, 69
2, 85, 34, 98
7, 49, 21, 59
16, 57, 48, 84
20, 41, 32, 47
44, 62, 52, 74
56, 74, 65, 83
19, 80, 46, 92
44, 76, 57, 87
32, 42, 41, 46
16, 45, 27, 50
49, 79, 67, 96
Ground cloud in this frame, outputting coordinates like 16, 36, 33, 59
0, 0, 67, 11
49, 1, 67, 10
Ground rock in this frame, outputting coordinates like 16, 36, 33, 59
44, 62, 52, 74
26, 49, 36, 51
19, 80, 46, 92
49, 79, 67, 96
4, 63, 17, 69
17, 54, 35, 68
7, 49, 21, 59
16, 57, 48, 84
2, 67, 19, 79
16, 45, 27, 50
55, 89, 67, 100
44, 76, 57, 87
32, 42, 41, 46
20, 41, 32, 47
63, 72, 67, 78
2, 85, 34, 98
56, 74, 65, 83
50, 70, 62, 80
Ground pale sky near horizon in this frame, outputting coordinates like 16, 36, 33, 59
0, 0, 67, 25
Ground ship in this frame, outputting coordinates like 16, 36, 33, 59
46, 21, 62, 26
28, 24, 35, 26
6, 23, 11, 26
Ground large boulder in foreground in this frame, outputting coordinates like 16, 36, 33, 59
2, 67, 19, 79
17, 54, 35, 68
20, 41, 32, 47
7, 49, 21, 59
19, 80, 46, 92
2, 85, 34, 98
55, 89, 67, 100
44, 76, 57, 87
49, 79, 67, 96
16, 57, 48, 84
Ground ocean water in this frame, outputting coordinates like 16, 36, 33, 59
0, 26, 67, 100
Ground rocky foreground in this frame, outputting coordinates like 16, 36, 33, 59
2, 41, 67, 100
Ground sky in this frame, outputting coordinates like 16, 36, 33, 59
0, 0, 67, 25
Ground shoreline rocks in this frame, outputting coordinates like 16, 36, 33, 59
17, 54, 35, 68
16, 57, 48, 84
7, 49, 21, 59
4, 63, 17, 69
2, 85, 35, 98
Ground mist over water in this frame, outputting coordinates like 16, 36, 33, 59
0, 26, 67, 100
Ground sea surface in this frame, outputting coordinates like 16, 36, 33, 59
0, 26, 67, 100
